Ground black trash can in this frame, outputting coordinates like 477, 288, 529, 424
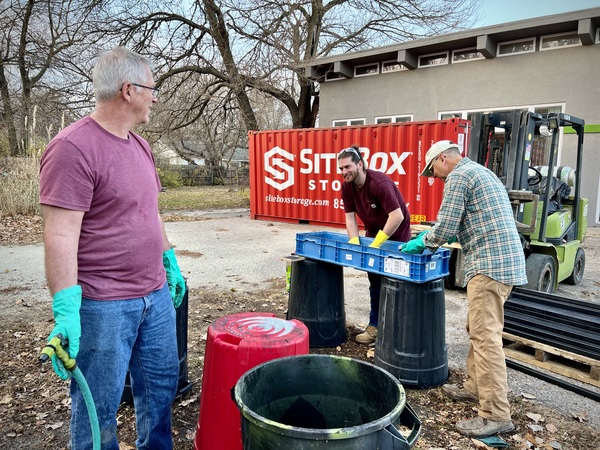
233, 354, 421, 449
287, 259, 347, 347
374, 276, 448, 388
121, 284, 193, 404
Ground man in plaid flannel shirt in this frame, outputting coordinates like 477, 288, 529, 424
402, 140, 527, 438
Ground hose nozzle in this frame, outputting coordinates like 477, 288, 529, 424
39, 334, 76, 371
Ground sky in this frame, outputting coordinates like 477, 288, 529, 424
475, 0, 600, 27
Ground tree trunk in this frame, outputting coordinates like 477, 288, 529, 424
203, 0, 258, 132
0, 63, 19, 156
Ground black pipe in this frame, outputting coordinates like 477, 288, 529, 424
506, 359, 600, 403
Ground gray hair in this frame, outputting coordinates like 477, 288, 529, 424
441, 147, 461, 157
92, 47, 154, 102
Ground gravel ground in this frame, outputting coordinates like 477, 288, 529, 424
1, 209, 599, 430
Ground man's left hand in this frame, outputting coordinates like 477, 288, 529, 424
368, 230, 389, 249
163, 249, 186, 307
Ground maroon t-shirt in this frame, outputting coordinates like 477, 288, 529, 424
39, 117, 165, 300
341, 169, 411, 242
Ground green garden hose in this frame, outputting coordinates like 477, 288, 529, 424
40, 335, 101, 450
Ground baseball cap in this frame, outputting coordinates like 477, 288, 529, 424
421, 140, 459, 177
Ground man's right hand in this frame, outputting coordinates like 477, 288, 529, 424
400, 231, 429, 254
47, 285, 82, 380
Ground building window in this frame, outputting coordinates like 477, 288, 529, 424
375, 115, 413, 124
418, 51, 449, 68
596, 27, 600, 43
497, 38, 536, 57
355, 63, 379, 77
439, 112, 463, 120
382, 60, 407, 73
325, 71, 343, 81
540, 32, 581, 51
332, 118, 366, 127
452, 47, 484, 63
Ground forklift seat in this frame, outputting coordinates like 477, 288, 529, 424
531, 177, 571, 214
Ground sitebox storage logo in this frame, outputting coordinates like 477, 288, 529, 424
249, 119, 468, 227
264, 147, 295, 191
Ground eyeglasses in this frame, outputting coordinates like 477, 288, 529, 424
428, 154, 443, 171
130, 82, 160, 98
338, 147, 363, 162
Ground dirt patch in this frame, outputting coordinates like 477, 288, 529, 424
0, 214, 43, 246
1, 279, 599, 449
1, 215, 599, 449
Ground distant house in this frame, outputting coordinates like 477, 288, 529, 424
305, 7, 600, 226
152, 141, 189, 165
153, 141, 248, 167
224, 147, 249, 168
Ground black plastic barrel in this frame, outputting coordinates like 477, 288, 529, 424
374, 277, 448, 388
287, 259, 347, 347
233, 354, 421, 449
173, 284, 193, 397
121, 284, 193, 404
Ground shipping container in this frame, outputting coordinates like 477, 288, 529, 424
249, 119, 469, 228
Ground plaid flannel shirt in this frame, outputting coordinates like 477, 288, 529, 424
425, 158, 527, 287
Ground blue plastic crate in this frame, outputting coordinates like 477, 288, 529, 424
295, 231, 450, 283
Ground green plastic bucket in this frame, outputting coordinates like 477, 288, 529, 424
233, 354, 421, 449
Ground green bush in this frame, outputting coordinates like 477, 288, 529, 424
157, 166, 183, 188
0, 157, 41, 217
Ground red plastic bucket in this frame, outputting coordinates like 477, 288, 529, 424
194, 312, 309, 450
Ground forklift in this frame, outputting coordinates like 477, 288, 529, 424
458, 110, 588, 293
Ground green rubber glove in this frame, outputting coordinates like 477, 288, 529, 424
369, 230, 389, 248
400, 231, 429, 254
348, 236, 360, 245
163, 248, 185, 308
447, 235, 458, 244
47, 285, 82, 380
478, 436, 509, 448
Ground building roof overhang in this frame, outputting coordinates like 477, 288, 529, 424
304, 7, 600, 80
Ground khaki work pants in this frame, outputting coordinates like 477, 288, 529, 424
463, 274, 513, 421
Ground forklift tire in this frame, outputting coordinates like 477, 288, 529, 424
565, 247, 585, 285
525, 253, 555, 293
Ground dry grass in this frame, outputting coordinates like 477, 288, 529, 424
0, 157, 249, 219
158, 186, 250, 212
0, 158, 41, 217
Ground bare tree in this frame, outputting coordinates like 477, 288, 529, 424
112, 0, 479, 163
0, 0, 106, 156
225, 0, 481, 128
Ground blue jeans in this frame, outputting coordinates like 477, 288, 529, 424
368, 272, 382, 327
70, 282, 179, 450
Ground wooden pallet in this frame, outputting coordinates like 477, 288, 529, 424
502, 332, 600, 388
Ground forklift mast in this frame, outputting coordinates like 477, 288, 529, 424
468, 110, 537, 191
467, 110, 585, 245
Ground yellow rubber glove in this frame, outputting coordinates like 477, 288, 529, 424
369, 230, 389, 248
348, 237, 360, 245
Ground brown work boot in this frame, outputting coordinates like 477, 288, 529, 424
355, 325, 377, 344
455, 416, 514, 438
442, 384, 478, 403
